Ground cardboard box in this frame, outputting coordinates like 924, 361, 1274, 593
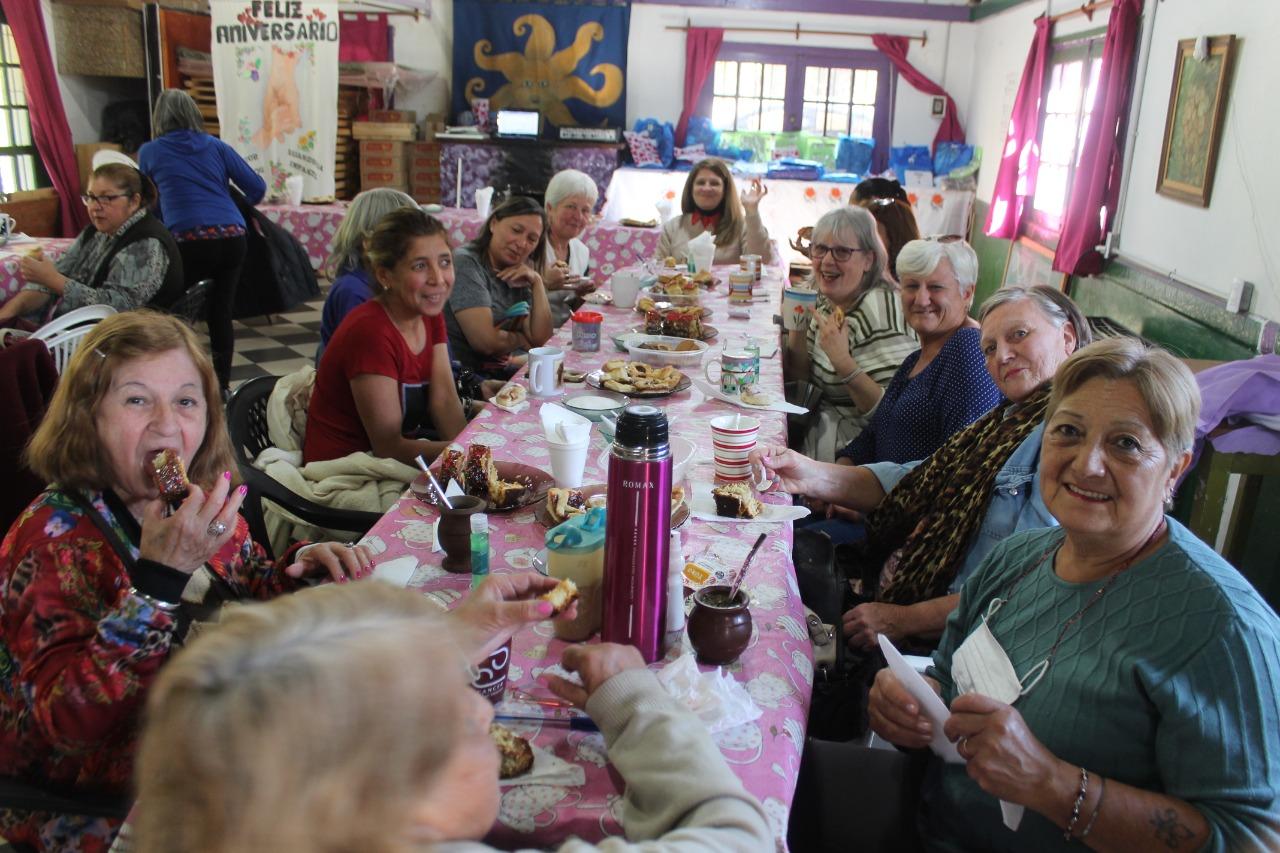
361, 172, 408, 190
352, 121, 417, 141
370, 109, 416, 124
76, 142, 122, 189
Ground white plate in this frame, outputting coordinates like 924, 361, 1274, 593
687, 480, 810, 524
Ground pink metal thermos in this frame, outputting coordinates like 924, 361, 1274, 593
601, 405, 672, 662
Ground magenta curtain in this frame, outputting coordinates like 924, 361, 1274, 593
983, 16, 1051, 239
339, 13, 391, 63
1052, 0, 1141, 275
1, 0, 88, 236
871, 34, 964, 153
675, 27, 724, 147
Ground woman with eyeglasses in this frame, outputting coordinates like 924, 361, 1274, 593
139, 88, 267, 395
785, 206, 916, 462
1, 155, 185, 325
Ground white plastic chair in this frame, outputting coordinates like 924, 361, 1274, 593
39, 324, 99, 374
31, 304, 116, 342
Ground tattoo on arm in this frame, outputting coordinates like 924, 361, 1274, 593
1149, 808, 1194, 849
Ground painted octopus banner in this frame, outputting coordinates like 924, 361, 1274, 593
210, 0, 339, 200
453, 0, 629, 129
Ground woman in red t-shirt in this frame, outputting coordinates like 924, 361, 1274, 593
305, 209, 468, 465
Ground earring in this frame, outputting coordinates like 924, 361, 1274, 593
1163, 490, 1175, 512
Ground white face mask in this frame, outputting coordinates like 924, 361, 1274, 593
951, 598, 1048, 705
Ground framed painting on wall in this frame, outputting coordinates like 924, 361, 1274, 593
1156, 35, 1237, 207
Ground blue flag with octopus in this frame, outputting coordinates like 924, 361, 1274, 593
452, 0, 629, 128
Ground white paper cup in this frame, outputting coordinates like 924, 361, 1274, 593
548, 437, 590, 488
610, 270, 644, 309
285, 175, 304, 206
781, 287, 818, 331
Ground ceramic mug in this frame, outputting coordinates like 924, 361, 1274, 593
528, 346, 565, 397
704, 349, 758, 396
611, 270, 644, 309
0, 213, 14, 240
781, 287, 818, 331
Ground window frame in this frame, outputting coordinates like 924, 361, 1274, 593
697, 44, 895, 172
0, 15, 49, 194
1023, 30, 1106, 247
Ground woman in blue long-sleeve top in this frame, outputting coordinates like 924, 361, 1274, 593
139, 89, 267, 394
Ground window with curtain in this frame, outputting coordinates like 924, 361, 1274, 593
700, 45, 893, 167
0, 20, 44, 194
1026, 33, 1104, 242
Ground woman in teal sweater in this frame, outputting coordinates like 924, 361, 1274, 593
870, 337, 1280, 852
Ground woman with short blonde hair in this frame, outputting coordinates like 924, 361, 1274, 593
541, 169, 600, 326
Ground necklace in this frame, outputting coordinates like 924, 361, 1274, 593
1002, 518, 1167, 670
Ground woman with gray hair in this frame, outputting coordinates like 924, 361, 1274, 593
785, 205, 917, 461
316, 187, 418, 361
541, 169, 600, 325
869, 337, 1280, 851
831, 238, 1001, 471
139, 88, 266, 396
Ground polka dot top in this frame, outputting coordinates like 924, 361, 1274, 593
838, 326, 1002, 465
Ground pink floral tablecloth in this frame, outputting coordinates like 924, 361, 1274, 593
0, 238, 72, 307
362, 265, 811, 850
259, 204, 663, 281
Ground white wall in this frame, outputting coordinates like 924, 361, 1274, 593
625, 4, 976, 148
965, 0, 1280, 322
389, 1, 453, 119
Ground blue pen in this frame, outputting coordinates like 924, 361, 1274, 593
494, 713, 599, 733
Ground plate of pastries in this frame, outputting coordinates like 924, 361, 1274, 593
585, 360, 690, 398
537, 484, 689, 528
420, 443, 553, 512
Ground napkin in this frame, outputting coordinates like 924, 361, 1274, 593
692, 378, 809, 414
475, 186, 494, 219
656, 654, 762, 734
368, 555, 417, 587
878, 635, 1024, 830
687, 231, 716, 274
498, 745, 586, 789
539, 403, 592, 445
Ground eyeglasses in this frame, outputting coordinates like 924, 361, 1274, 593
925, 234, 965, 244
81, 193, 130, 207
810, 243, 868, 262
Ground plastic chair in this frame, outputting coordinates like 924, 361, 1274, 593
30, 304, 115, 341
36, 324, 98, 374
168, 278, 213, 326
225, 375, 383, 560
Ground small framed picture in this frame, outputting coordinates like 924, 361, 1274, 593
931, 97, 945, 116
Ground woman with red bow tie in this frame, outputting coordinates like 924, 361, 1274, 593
655, 159, 772, 266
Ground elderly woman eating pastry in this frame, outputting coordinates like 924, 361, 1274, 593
0, 311, 370, 852
868, 337, 1280, 851
757, 286, 1092, 654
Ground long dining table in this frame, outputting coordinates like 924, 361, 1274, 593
359, 258, 814, 850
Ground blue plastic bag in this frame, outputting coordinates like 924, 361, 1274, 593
836, 136, 875, 176
889, 145, 932, 181
933, 142, 974, 177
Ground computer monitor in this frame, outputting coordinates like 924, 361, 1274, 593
495, 109, 542, 139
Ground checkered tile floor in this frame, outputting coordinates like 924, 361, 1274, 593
203, 283, 328, 389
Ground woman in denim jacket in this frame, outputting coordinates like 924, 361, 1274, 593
753, 286, 1091, 653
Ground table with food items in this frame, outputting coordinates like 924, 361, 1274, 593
0, 238, 72, 308
359, 254, 815, 848
259, 203, 664, 280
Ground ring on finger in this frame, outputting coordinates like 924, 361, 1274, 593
207, 520, 228, 537
958, 736, 971, 760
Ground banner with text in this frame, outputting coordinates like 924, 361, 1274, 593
211, 0, 339, 200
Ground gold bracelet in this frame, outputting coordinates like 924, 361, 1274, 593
1080, 776, 1106, 839
1064, 767, 1089, 841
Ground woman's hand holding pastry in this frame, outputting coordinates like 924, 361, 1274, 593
138, 472, 245, 573
815, 310, 854, 374
18, 255, 64, 291
944, 693, 1069, 810
285, 541, 373, 583
868, 669, 934, 749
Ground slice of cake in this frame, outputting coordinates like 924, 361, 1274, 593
712, 482, 763, 519
490, 724, 534, 779
546, 488, 586, 524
